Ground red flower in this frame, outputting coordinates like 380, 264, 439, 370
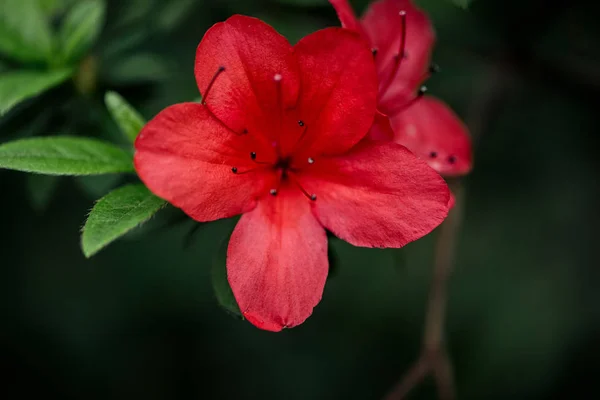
134, 15, 450, 331
330, 0, 473, 178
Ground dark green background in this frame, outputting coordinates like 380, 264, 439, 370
2, 0, 598, 398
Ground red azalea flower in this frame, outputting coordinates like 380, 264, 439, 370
330, 0, 473, 178
134, 15, 450, 331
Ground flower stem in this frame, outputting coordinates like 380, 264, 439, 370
382, 64, 509, 400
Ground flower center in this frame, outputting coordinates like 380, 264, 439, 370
201, 69, 317, 201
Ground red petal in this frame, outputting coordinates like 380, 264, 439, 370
195, 15, 300, 142
362, 0, 435, 110
134, 103, 274, 222
227, 187, 328, 332
390, 96, 473, 176
447, 191, 456, 210
293, 28, 378, 157
306, 140, 449, 248
328, 0, 366, 36
368, 110, 394, 141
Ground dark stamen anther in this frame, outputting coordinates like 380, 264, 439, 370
448, 155, 457, 164
394, 86, 427, 113
379, 11, 408, 98
270, 189, 278, 196
249, 151, 271, 165
430, 151, 438, 158
231, 166, 262, 175
201, 66, 225, 105
288, 173, 317, 202
298, 120, 304, 127
371, 48, 378, 57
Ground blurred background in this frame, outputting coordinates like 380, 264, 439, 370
1, 0, 599, 398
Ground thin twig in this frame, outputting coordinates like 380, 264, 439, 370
383, 65, 509, 400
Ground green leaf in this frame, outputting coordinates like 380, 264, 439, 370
26, 174, 60, 211
0, 0, 55, 64
211, 236, 243, 319
58, 0, 106, 64
447, 0, 474, 8
0, 69, 73, 116
81, 184, 166, 257
104, 91, 146, 143
0, 136, 134, 175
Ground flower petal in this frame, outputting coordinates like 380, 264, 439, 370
227, 187, 328, 332
305, 140, 449, 248
368, 111, 395, 141
328, 0, 366, 36
194, 15, 300, 142
390, 96, 473, 176
134, 103, 274, 222
362, 0, 435, 110
293, 27, 378, 157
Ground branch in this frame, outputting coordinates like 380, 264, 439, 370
383, 65, 509, 400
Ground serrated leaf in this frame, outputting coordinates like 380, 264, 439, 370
212, 236, 243, 319
58, 0, 106, 64
104, 91, 146, 143
0, 69, 72, 116
26, 174, 60, 211
0, 0, 55, 64
0, 136, 134, 175
81, 184, 165, 257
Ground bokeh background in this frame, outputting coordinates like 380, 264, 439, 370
1, 0, 599, 398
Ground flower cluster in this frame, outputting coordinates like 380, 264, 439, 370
134, 2, 463, 331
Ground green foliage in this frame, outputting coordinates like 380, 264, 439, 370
102, 53, 169, 84
76, 174, 121, 198
26, 174, 60, 211
81, 183, 166, 257
274, 0, 325, 6
446, 0, 474, 8
0, 136, 134, 175
212, 236, 243, 319
58, 0, 106, 64
0, 0, 55, 64
104, 91, 146, 143
0, 69, 73, 116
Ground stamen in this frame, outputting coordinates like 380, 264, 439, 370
448, 155, 457, 164
297, 122, 309, 145
231, 166, 264, 175
288, 173, 317, 201
429, 62, 441, 74
371, 48, 378, 57
274, 73, 283, 156
201, 66, 225, 105
430, 151, 438, 158
270, 189, 278, 196
379, 11, 408, 97
307, 157, 314, 164
392, 86, 426, 113
249, 151, 271, 165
